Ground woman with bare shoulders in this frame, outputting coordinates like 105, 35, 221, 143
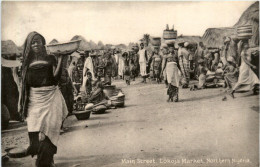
20, 32, 68, 167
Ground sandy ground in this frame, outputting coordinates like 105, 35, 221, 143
2, 78, 259, 167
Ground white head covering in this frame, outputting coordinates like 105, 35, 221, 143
184, 42, 189, 47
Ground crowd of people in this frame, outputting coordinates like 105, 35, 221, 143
15, 31, 259, 167
66, 37, 259, 103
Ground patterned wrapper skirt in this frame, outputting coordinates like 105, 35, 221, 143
167, 84, 178, 97
179, 57, 190, 84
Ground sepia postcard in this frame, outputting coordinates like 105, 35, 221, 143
1, 1, 259, 167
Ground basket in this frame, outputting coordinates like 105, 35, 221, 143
46, 40, 81, 55
7, 147, 27, 158
111, 95, 125, 107
73, 110, 91, 120
163, 30, 177, 39
237, 25, 253, 40
150, 37, 161, 46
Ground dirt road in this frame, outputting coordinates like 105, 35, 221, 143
2, 78, 259, 167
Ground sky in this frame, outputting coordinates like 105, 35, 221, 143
1, 1, 255, 46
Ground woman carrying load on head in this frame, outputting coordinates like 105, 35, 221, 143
161, 41, 183, 102
20, 32, 68, 167
161, 43, 169, 87
151, 46, 162, 83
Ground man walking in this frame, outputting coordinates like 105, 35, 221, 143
138, 42, 148, 83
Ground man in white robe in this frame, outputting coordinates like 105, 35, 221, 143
81, 51, 95, 91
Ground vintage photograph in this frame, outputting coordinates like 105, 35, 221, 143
1, 1, 259, 167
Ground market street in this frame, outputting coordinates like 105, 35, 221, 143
2, 78, 259, 167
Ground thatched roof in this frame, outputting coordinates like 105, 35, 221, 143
234, 1, 259, 47
1, 40, 20, 55
176, 35, 202, 44
202, 2, 259, 48
202, 27, 236, 48
49, 39, 59, 44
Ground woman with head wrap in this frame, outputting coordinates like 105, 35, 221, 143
103, 51, 115, 85
20, 32, 68, 167
161, 41, 183, 102
151, 46, 162, 83
161, 43, 169, 87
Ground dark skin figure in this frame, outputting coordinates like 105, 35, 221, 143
161, 46, 183, 102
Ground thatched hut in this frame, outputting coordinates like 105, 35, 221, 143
176, 35, 202, 44
202, 27, 236, 48
1, 40, 20, 57
49, 39, 59, 44
1, 40, 21, 122
202, 2, 259, 48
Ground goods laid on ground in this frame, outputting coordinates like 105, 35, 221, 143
103, 85, 123, 97
110, 92, 125, 107
73, 103, 92, 120
205, 71, 225, 88
92, 103, 107, 114
237, 25, 253, 40
46, 40, 81, 55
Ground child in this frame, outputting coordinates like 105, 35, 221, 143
122, 52, 131, 85
151, 47, 162, 84
85, 72, 93, 96
223, 57, 238, 91
190, 59, 207, 91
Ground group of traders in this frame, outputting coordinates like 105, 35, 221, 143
17, 31, 259, 167
66, 37, 259, 103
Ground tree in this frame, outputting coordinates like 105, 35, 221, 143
97, 41, 105, 50
143, 34, 150, 47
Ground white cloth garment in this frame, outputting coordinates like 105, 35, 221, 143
233, 51, 259, 92
27, 86, 68, 146
114, 54, 119, 64
138, 49, 147, 76
138, 49, 147, 63
166, 62, 180, 87
82, 57, 95, 91
139, 62, 147, 76
118, 54, 125, 76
